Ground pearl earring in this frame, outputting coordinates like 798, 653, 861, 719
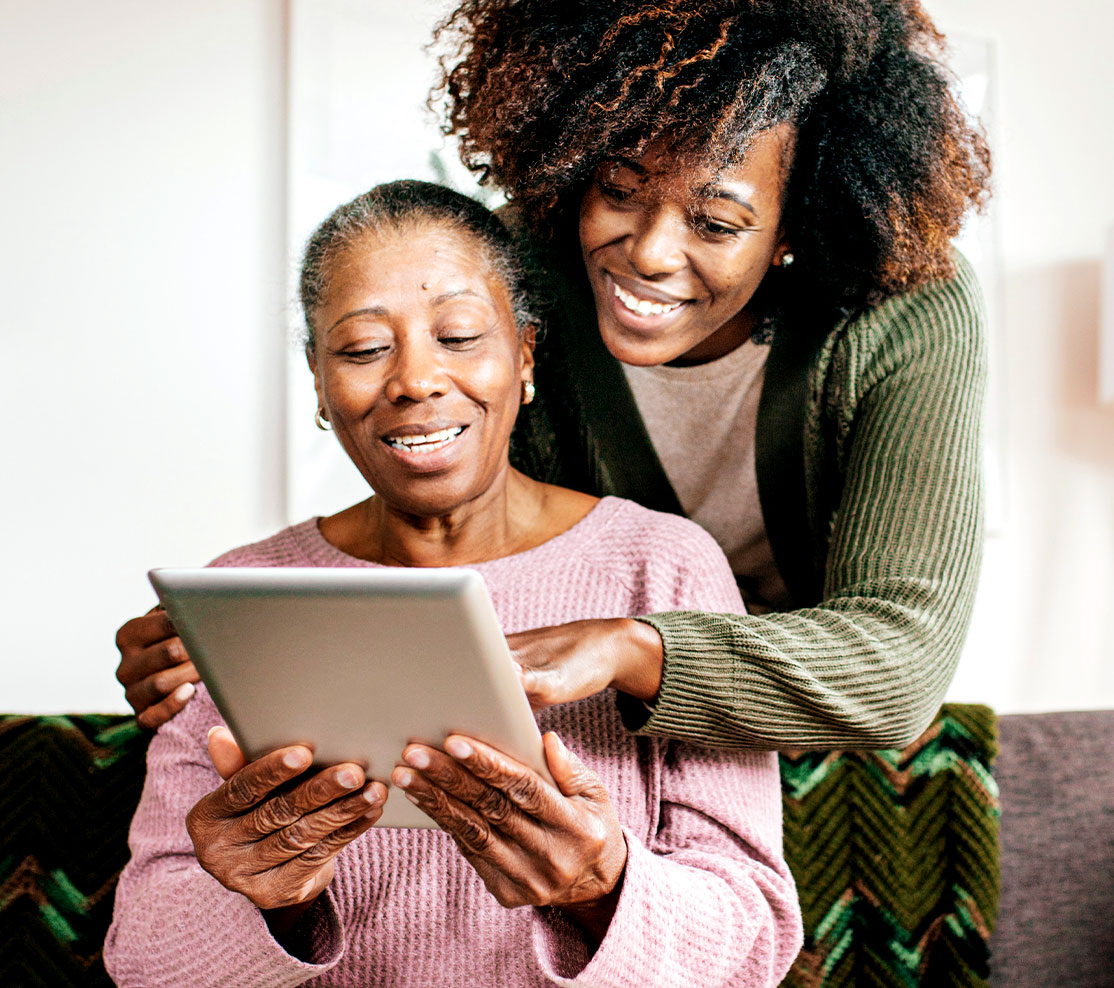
522, 381, 536, 405
780, 252, 795, 267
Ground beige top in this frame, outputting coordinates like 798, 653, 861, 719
622, 340, 791, 611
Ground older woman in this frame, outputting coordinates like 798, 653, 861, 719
104, 181, 801, 987
117, 0, 990, 751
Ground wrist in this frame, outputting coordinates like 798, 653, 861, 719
608, 618, 664, 703
560, 859, 626, 946
264, 897, 321, 958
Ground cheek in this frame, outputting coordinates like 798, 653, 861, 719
319, 367, 381, 419
704, 251, 770, 305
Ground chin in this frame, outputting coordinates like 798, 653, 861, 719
598, 325, 686, 367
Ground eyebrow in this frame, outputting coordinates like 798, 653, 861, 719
326, 289, 491, 335
696, 183, 758, 216
609, 155, 648, 176
606, 158, 759, 216
327, 306, 388, 334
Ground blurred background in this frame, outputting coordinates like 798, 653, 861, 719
2, 0, 1112, 715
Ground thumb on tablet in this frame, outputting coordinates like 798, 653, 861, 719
207, 725, 248, 780
542, 732, 606, 802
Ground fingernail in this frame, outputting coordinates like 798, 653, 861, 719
444, 738, 472, 759
283, 748, 310, 770
363, 786, 384, 806
404, 749, 429, 770
175, 682, 196, 702
404, 792, 420, 805
206, 725, 221, 742
337, 767, 361, 789
394, 768, 413, 788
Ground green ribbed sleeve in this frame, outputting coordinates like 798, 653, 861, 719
633, 258, 987, 749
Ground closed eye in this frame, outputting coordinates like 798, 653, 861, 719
598, 179, 635, 203
692, 214, 744, 238
439, 333, 484, 349
332, 345, 389, 362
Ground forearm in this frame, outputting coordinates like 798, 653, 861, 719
631, 583, 977, 749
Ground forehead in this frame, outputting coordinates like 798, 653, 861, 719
327, 221, 502, 295
610, 125, 793, 202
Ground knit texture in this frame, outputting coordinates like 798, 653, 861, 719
514, 249, 987, 750
103, 498, 802, 987
778, 703, 999, 987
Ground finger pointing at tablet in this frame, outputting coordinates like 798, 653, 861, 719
185, 727, 387, 943
392, 732, 627, 944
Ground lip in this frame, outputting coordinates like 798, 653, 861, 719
608, 272, 689, 306
380, 420, 464, 441
602, 272, 693, 333
378, 421, 470, 473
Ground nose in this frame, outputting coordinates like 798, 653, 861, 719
384, 338, 449, 404
626, 206, 688, 278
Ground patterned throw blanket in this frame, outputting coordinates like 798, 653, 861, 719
779, 704, 1000, 987
0, 705, 998, 987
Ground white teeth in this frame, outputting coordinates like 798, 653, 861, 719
385, 427, 464, 452
613, 282, 683, 317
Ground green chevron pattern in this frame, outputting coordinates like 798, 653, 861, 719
778, 703, 999, 987
0, 706, 998, 986
0, 715, 150, 987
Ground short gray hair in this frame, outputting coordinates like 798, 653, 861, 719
299, 179, 536, 350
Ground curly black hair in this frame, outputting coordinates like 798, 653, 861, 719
432, 0, 991, 317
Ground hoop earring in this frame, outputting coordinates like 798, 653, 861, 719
780, 252, 795, 267
314, 407, 332, 431
522, 381, 536, 406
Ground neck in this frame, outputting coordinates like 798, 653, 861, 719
321, 467, 545, 567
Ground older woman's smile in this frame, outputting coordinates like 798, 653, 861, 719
380, 423, 470, 473
382, 424, 467, 453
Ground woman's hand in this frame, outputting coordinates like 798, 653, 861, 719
186, 727, 387, 942
508, 618, 664, 710
392, 732, 627, 943
115, 607, 199, 729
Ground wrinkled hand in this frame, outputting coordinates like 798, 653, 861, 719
115, 607, 199, 729
186, 727, 386, 935
392, 732, 627, 942
507, 618, 664, 710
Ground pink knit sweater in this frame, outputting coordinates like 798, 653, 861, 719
105, 497, 801, 987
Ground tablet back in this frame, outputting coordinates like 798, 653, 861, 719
148, 566, 548, 828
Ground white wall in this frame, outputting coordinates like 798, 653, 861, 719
2, 0, 1111, 715
925, 0, 1114, 712
1, 1, 288, 712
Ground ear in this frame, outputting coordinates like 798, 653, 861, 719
519, 324, 537, 382
306, 346, 325, 410
771, 237, 793, 267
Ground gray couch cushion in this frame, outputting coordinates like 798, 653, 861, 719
991, 710, 1114, 987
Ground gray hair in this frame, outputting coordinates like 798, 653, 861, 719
299, 179, 536, 350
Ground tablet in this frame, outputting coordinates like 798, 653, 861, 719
148, 566, 550, 828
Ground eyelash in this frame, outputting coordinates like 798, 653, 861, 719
598, 176, 746, 239
598, 179, 634, 203
334, 334, 482, 361
693, 216, 741, 238
439, 333, 483, 350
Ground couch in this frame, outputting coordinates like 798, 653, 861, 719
1, 706, 1110, 987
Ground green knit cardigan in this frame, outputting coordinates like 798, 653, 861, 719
511, 245, 987, 751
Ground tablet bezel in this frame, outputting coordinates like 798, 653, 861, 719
148, 566, 551, 828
